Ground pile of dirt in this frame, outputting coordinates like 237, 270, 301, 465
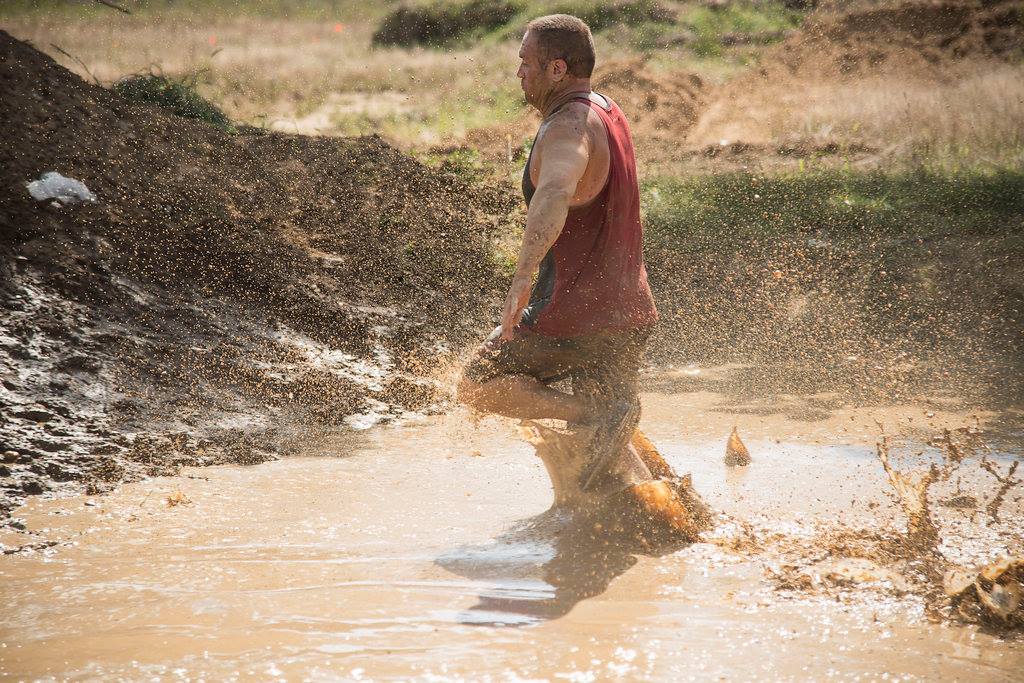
594, 59, 706, 151
685, 0, 1024, 162
760, 0, 1022, 80
0, 31, 516, 516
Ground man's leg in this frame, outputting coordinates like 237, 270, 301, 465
458, 326, 590, 423
457, 374, 588, 422
573, 328, 652, 491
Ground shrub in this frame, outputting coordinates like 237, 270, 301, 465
535, 0, 676, 33
113, 73, 231, 129
372, 0, 524, 47
642, 168, 1024, 251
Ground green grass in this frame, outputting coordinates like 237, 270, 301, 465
113, 72, 232, 130
642, 168, 1024, 250
528, 0, 675, 32
682, 2, 804, 58
370, 0, 686, 48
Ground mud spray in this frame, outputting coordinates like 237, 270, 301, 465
520, 416, 1023, 632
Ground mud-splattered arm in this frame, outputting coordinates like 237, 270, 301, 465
500, 109, 592, 339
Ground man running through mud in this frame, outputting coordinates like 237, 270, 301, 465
458, 14, 659, 492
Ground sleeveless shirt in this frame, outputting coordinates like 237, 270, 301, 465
520, 92, 658, 338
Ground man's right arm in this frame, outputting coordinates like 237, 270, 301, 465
499, 108, 593, 339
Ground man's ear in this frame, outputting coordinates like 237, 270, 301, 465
549, 58, 568, 81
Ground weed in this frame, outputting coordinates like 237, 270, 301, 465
683, 2, 803, 57
529, 0, 676, 33
113, 72, 232, 130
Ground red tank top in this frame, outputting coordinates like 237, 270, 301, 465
520, 93, 658, 338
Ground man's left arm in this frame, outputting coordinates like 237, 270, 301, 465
499, 111, 592, 339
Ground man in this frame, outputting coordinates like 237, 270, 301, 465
458, 14, 659, 493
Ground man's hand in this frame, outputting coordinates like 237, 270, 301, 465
499, 274, 533, 340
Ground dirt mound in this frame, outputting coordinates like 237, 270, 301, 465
767, 0, 1023, 79
686, 0, 1024, 156
594, 59, 705, 142
0, 31, 515, 516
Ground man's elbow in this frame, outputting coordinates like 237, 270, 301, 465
533, 183, 574, 206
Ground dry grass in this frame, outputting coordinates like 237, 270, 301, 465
3, 15, 529, 142
5, 10, 1021, 170
811, 66, 1024, 168
690, 63, 1024, 169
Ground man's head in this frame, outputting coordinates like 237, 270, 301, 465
517, 14, 595, 110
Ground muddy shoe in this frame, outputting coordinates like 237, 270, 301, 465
579, 398, 641, 492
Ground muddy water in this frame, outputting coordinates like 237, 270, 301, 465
2, 393, 1022, 681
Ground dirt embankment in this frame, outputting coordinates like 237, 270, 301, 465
0, 32, 516, 517
688, 0, 1024, 157
594, 59, 706, 155
777, 0, 1024, 80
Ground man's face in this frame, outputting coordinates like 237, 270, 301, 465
517, 31, 562, 109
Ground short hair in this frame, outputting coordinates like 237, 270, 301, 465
526, 14, 596, 79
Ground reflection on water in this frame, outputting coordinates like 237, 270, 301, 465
439, 510, 654, 625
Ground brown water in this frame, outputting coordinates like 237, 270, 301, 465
2, 392, 1023, 681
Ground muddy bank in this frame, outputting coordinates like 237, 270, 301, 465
0, 31, 517, 516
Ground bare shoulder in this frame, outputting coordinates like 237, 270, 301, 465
543, 101, 604, 146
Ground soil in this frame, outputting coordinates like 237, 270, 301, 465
779, 0, 1024, 80
593, 58, 706, 159
0, 30, 518, 517
457, 59, 706, 165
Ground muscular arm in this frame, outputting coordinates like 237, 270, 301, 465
499, 107, 592, 339
516, 113, 592, 279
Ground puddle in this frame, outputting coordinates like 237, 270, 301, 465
1, 393, 1022, 681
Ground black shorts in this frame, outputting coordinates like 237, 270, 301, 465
462, 325, 653, 412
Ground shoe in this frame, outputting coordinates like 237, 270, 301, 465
578, 398, 641, 492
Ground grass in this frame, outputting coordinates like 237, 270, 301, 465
0, 0, 386, 20
113, 72, 232, 129
790, 66, 1024, 168
687, 61, 1024, 171
526, 0, 676, 33
642, 168, 1024, 251
4, 2, 1019, 172
369, 0, 679, 48
682, 2, 804, 57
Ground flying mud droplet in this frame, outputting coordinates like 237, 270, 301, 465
725, 426, 751, 467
